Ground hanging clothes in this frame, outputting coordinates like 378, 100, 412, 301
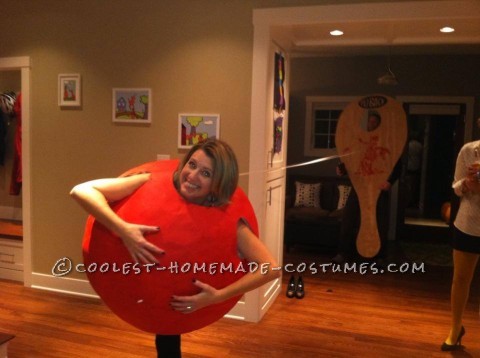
0, 91, 16, 166
10, 92, 21, 195
0, 110, 7, 166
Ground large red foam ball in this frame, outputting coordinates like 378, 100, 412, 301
82, 160, 258, 334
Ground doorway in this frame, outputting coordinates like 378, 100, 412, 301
0, 71, 23, 280
396, 98, 473, 241
250, 1, 478, 317
251, 3, 479, 249
0, 57, 31, 285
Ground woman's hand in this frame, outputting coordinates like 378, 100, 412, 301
336, 162, 346, 176
463, 177, 480, 194
118, 223, 164, 264
467, 164, 480, 180
379, 181, 392, 191
170, 279, 220, 314
463, 164, 480, 194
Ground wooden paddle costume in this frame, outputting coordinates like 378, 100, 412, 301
335, 95, 406, 258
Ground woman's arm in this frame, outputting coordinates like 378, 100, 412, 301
70, 174, 164, 263
452, 148, 468, 196
452, 146, 480, 196
170, 221, 281, 313
380, 158, 402, 191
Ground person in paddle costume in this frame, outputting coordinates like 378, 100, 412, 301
71, 139, 280, 357
332, 112, 401, 265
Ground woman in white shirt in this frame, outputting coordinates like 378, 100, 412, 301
442, 139, 480, 351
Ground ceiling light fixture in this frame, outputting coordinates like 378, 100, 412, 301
440, 26, 455, 33
330, 30, 343, 36
377, 48, 398, 86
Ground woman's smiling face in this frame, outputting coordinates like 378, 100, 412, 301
178, 149, 214, 204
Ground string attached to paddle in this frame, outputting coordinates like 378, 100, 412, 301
239, 153, 352, 177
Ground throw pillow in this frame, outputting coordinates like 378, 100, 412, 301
294, 182, 321, 208
337, 184, 352, 209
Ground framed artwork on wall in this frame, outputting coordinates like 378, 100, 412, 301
178, 113, 220, 149
272, 52, 286, 157
58, 74, 81, 107
112, 88, 151, 123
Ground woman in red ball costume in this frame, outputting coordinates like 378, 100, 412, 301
70, 139, 280, 357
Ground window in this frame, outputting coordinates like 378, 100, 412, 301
304, 96, 356, 157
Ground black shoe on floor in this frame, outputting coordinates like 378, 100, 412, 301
286, 275, 296, 299
295, 276, 305, 299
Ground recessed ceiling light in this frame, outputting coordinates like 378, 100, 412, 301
440, 26, 455, 33
330, 30, 344, 36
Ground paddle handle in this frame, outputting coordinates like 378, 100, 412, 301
356, 189, 381, 258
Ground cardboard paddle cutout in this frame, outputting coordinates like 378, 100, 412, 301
335, 95, 406, 258
82, 160, 258, 334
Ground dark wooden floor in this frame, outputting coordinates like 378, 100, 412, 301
1, 246, 480, 357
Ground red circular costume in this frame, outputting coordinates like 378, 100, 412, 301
82, 160, 258, 334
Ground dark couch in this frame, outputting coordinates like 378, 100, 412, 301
284, 175, 352, 251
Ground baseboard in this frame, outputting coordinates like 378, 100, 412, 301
30, 272, 99, 298
224, 298, 246, 321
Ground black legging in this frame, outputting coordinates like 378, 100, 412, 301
155, 334, 181, 358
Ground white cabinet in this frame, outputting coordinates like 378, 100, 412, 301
0, 238, 23, 281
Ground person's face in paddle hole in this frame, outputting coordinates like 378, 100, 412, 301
178, 149, 214, 204
367, 114, 381, 132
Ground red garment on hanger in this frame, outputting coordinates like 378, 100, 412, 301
10, 92, 21, 195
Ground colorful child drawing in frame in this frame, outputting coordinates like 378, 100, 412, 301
113, 88, 151, 123
58, 74, 81, 107
178, 113, 220, 149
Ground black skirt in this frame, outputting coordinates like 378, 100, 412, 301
452, 226, 480, 254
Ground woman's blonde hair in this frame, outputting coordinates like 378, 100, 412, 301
174, 139, 239, 206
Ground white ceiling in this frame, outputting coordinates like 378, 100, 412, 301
269, 2, 480, 57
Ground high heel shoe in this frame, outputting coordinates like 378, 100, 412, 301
286, 275, 296, 299
295, 276, 305, 299
441, 326, 465, 351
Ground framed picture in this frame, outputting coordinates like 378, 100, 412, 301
178, 113, 220, 148
58, 74, 81, 107
112, 88, 151, 123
